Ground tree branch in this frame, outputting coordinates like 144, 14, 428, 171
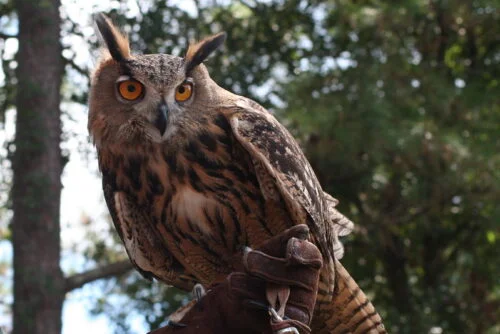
239, 0, 256, 9
62, 55, 89, 79
0, 32, 16, 39
65, 260, 133, 292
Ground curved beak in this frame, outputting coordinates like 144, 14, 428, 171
155, 103, 168, 136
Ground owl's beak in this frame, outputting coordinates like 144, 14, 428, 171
155, 103, 168, 136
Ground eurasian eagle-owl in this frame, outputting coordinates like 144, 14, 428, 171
88, 14, 385, 334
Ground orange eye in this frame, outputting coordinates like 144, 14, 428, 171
118, 79, 144, 101
175, 82, 193, 102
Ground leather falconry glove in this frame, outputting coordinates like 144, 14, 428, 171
149, 224, 323, 334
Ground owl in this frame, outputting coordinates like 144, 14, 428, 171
88, 14, 385, 334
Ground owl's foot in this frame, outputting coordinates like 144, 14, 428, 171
192, 283, 206, 302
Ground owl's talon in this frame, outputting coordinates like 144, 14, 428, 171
244, 299, 269, 311
192, 283, 206, 302
166, 320, 187, 328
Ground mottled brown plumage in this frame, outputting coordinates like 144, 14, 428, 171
88, 14, 386, 333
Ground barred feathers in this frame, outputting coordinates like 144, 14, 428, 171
89, 16, 385, 333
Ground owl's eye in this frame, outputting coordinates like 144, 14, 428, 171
175, 82, 193, 102
118, 79, 144, 101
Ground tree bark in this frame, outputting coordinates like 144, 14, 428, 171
12, 1, 64, 333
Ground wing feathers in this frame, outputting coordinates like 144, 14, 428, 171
225, 98, 353, 260
102, 172, 197, 290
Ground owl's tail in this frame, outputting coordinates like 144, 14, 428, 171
311, 258, 386, 334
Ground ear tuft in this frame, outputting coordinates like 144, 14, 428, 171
94, 13, 130, 62
184, 32, 226, 74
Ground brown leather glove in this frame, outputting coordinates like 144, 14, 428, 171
150, 224, 323, 334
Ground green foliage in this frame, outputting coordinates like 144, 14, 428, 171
281, 1, 500, 332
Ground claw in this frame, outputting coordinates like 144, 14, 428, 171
243, 299, 269, 311
192, 283, 206, 302
167, 320, 187, 328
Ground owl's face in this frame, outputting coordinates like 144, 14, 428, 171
88, 14, 230, 148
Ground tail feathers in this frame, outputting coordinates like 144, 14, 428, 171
312, 259, 386, 334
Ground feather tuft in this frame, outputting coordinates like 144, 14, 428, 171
184, 32, 226, 74
95, 13, 130, 62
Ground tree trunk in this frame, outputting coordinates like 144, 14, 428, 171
11, 0, 64, 333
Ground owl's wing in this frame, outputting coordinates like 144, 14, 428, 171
102, 170, 197, 291
323, 191, 355, 259
224, 98, 353, 259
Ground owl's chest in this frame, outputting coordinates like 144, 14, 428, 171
151, 144, 276, 280
109, 133, 292, 283
157, 146, 270, 247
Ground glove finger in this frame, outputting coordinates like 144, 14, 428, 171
283, 286, 319, 325
256, 224, 310, 257
286, 238, 323, 268
226, 272, 266, 300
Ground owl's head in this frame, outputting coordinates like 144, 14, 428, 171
88, 14, 231, 148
